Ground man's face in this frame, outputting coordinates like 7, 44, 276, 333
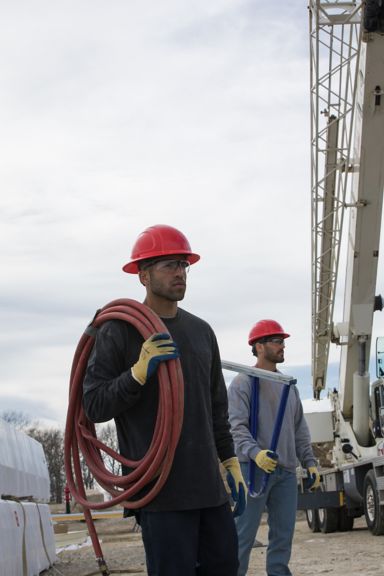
260, 337, 286, 364
141, 256, 189, 302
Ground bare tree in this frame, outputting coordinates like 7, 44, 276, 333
70, 423, 120, 492
28, 426, 65, 503
80, 453, 95, 490
0, 410, 34, 430
97, 421, 121, 476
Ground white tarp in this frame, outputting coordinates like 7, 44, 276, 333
0, 419, 50, 501
0, 500, 56, 576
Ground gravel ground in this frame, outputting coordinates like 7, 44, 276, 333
43, 513, 384, 576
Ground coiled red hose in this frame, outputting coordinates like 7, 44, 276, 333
64, 298, 184, 570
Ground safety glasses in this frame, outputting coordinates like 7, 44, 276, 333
142, 259, 190, 274
264, 337, 285, 345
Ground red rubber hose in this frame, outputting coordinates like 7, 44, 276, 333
64, 298, 184, 569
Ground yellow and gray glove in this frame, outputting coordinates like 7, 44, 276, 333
131, 332, 179, 385
255, 450, 278, 474
307, 466, 321, 490
222, 457, 248, 517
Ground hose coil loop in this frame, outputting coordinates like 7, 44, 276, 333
64, 298, 184, 511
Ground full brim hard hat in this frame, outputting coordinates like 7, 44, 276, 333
123, 224, 200, 274
248, 319, 290, 345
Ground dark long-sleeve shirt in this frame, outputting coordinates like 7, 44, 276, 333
83, 307, 234, 511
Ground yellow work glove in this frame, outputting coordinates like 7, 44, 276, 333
131, 332, 179, 385
307, 466, 321, 490
255, 450, 278, 474
222, 457, 248, 517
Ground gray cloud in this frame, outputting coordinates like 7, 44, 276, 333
2, 1, 384, 427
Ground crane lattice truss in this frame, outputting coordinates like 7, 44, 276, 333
310, 1, 363, 397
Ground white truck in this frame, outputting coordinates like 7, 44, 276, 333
299, 0, 384, 534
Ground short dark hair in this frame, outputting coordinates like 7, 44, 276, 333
138, 258, 158, 271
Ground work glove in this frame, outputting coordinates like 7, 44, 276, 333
222, 457, 247, 517
306, 466, 321, 490
255, 450, 278, 474
131, 332, 179, 385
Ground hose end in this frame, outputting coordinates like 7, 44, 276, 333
97, 557, 111, 575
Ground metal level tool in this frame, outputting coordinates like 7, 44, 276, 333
222, 360, 297, 497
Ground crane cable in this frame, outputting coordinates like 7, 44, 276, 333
64, 298, 184, 574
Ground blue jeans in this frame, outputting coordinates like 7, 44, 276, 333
236, 463, 297, 576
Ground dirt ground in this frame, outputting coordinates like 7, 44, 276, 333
43, 512, 384, 576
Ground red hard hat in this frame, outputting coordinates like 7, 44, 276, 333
248, 319, 290, 345
123, 224, 200, 274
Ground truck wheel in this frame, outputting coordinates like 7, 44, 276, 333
318, 507, 339, 533
363, 470, 384, 535
338, 507, 354, 531
305, 509, 320, 532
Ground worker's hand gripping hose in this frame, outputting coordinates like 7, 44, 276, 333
64, 298, 184, 574
131, 332, 179, 384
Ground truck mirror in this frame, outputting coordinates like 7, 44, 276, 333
376, 337, 384, 378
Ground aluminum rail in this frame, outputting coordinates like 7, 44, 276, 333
222, 360, 297, 498
221, 360, 297, 385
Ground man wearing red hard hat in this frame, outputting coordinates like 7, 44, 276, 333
228, 320, 320, 576
83, 224, 246, 576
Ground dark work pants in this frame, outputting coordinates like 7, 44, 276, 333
139, 502, 239, 576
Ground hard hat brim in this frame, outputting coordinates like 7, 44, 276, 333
248, 332, 290, 345
123, 252, 200, 274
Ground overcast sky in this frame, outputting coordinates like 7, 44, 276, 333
1, 0, 384, 427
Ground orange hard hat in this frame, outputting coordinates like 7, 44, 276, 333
248, 319, 290, 345
123, 224, 200, 274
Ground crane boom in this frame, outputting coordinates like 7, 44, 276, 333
300, 0, 384, 536
310, 0, 363, 398
310, 1, 384, 413
339, 31, 384, 419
